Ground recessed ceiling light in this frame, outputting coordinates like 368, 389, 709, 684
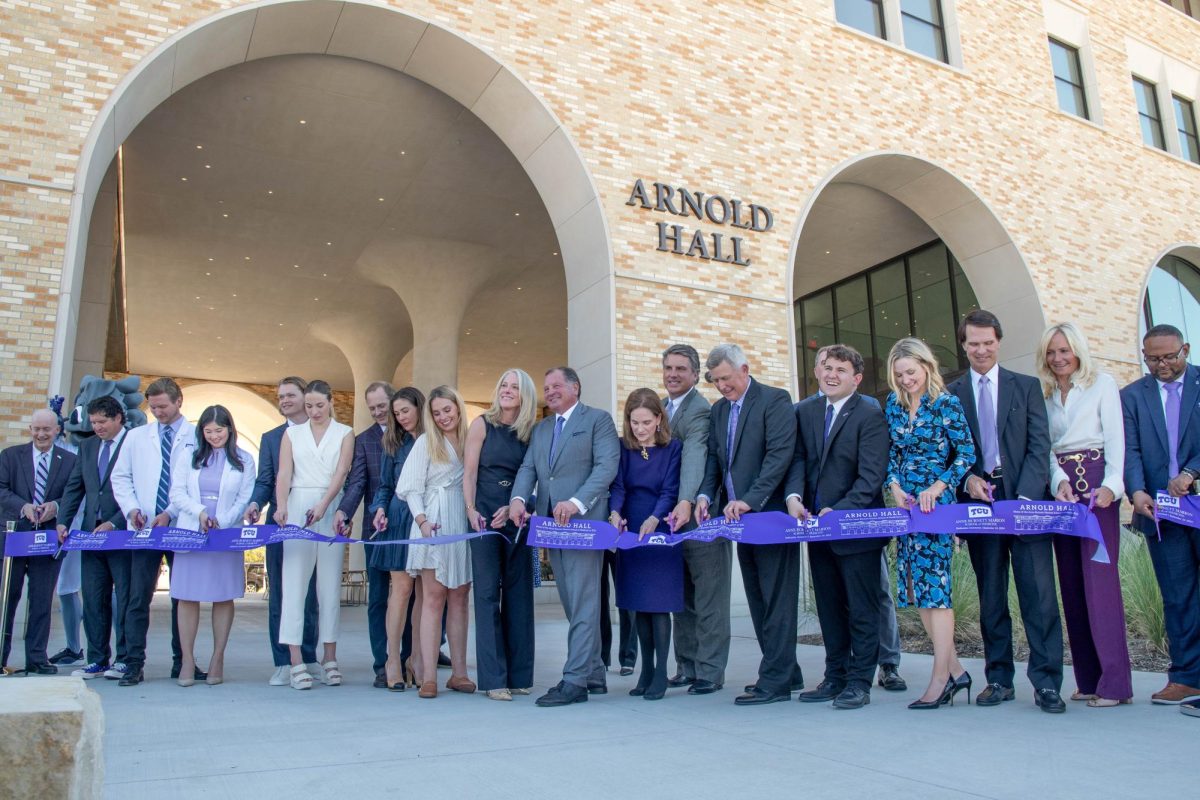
825, 250, 831, 255
157, 341, 163, 345
400, 151, 406, 155
180, 177, 188, 181
177, 322, 182, 326
313, 297, 319, 301
513, 341, 519, 345
278, 323, 284, 327
552, 252, 558, 256
517, 287, 522, 290
204, 164, 211, 169
244, 256, 250, 261
194, 296, 200, 300
196, 145, 203, 150
293, 264, 300, 269
232, 293, 237, 297
205, 272, 211, 276
378, 197, 385, 202
326, 242, 332, 246
267, 190, 273, 195
322, 273, 327, 277
514, 212, 520, 216
299, 119, 307, 124
207, 258, 214, 261
222, 213, 229, 218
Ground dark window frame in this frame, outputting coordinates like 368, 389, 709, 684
1162, 1, 1200, 22
834, 0, 887, 39
1048, 37, 1090, 120
1134, 75, 1167, 151
1172, 94, 1200, 164
900, 0, 949, 64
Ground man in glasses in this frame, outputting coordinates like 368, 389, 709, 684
1122, 324, 1200, 709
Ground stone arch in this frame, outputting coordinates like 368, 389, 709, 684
51, 0, 616, 409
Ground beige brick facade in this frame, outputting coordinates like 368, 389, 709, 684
1, 0, 1199, 445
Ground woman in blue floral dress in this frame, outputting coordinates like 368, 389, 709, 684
885, 337, 976, 709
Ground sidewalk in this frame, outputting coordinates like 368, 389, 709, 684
43, 592, 1197, 799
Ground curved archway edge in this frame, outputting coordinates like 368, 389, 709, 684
52, 0, 616, 409
784, 151, 1046, 392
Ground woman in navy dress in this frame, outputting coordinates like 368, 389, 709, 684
368, 386, 424, 691
885, 337, 976, 710
608, 388, 683, 700
463, 368, 537, 701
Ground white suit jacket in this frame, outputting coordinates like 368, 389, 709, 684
111, 418, 196, 525
168, 447, 256, 530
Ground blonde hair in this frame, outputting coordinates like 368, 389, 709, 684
424, 385, 469, 464
482, 369, 537, 443
887, 337, 946, 411
1037, 321, 1097, 397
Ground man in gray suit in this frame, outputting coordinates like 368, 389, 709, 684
659, 344, 728, 695
696, 344, 799, 705
510, 367, 620, 707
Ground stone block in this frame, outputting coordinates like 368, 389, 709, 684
0, 677, 104, 800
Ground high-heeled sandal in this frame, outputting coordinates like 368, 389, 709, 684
510, 687, 532, 696
321, 660, 343, 686
289, 664, 313, 691
446, 675, 476, 693
1087, 696, 1131, 707
486, 688, 513, 701
1071, 690, 1098, 701
418, 681, 438, 698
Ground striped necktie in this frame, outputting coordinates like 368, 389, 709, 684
155, 425, 175, 515
32, 451, 49, 505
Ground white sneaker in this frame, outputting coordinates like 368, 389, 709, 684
269, 665, 290, 686
306, 662, 326, 685
103, 662, 128, 680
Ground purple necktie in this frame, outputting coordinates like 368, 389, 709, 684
724, 401, 740, 502
1165, 381, 1181, 477
977, 375, 1000, 473
548, 415, 565, 466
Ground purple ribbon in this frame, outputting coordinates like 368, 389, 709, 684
2, 530, 60, 557
1153, 491, 1200, 530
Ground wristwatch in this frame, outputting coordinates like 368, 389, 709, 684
1183, 468, 1200, 481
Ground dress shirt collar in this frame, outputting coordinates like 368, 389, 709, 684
1157, 376, 1185, 393
556, 401, 578, 425
970, 362, 1000, 390
826, 393, 853, 419
666, 387, 693, 416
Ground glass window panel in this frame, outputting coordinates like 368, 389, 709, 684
902, 17, 947, 62
908, 246, 957, 373
1134, 77, 1166, 150
835, 277, 875, 395
870, 261, 910, 393
1049, 39, 1088, 119
901, 0, 942, 25
951, 257, 979, 319
1143, 257, 1200, 363
1174, 95, 1200, 164
835, 0, 885, 37
801, 291, 835, 397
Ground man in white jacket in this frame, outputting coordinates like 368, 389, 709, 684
110, 377, 195, 686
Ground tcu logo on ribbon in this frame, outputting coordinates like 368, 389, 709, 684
968, 506, 993, 518
134, 529, 151, 539
1158, 494, 1180, 508
647, 535, 667, 545
34, 532, 46, 544
240, 527, 258, 539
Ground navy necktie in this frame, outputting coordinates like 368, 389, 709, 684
156, 425, 175, 515
823, 403, 835, 444
98, 439, 112, 479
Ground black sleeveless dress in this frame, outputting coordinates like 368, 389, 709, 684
475, 420, 527, 533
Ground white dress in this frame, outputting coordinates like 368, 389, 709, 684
397, 433, 472, 589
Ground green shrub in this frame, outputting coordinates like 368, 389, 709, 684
1119, 529, 1166, 655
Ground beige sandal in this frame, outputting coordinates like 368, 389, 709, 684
1070, 691, 1097, 701
321, 660, 342, 686
1087, 697, 1131, 707
289, 664, 313, 690
486, 688, 513, 701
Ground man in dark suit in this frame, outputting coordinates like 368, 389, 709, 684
1122, 324, 1200, 705
56, 395, 131, 679
0, 409, 77, 673
333, 380, 393, 688
659, 344, 727, 695
785, 344, 890, 709
510, 366, 620, 707
245, 377, 319, 687
949, 309, 1064, 713
696, 343, 799, 705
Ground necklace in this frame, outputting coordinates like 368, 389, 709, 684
639, 445, 649, 460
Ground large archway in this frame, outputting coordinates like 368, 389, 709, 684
787, 152, 1045, 395
51, 0, 616, 414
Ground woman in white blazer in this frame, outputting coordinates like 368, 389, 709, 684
168, 405, 255, 687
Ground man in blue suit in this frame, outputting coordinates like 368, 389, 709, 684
1122, 324, 1200, 706
246, 377, 319, 687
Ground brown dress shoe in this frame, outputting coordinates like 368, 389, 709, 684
1151, 682, 1200, 705
419, 681, 438, 699
446, 675, 477, 693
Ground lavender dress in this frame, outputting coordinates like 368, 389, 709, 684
170, 451, 245, 602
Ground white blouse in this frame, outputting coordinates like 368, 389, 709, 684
1044, 371, 1124, 496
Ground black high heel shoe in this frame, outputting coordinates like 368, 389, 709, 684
908, 676, 956, 710
950, 671, 972, 705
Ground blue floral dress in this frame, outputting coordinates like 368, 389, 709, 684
885, 391, 976, 609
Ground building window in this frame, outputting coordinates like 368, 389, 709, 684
1173, 95, 1200, 164
795, 240, 979, 399
835, 0, 886, 38
1142, 254, 1200, 355
1162, 1, 1200, 22
900, 0, 948, 63
1134, 77, 1166, 150
1049, 38, 1089, 120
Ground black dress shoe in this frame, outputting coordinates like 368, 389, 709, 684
1035, 689, 1067, 714
833, 686, 871, 709
668, 673, 695, 688
28, 662, 58, 675
734, 686, 790, 706
437, 650, 452, 668
975, 683, 1015, 706
536, 682, 587, 706
798, 680, 844, 703
48, 648, 83, 665
877, 664, 907, 692
629, 685, 647, 696
373, 673, 388, 689
619, 666, 634, 677
687, 679, 723, 695
118, 667, 144, 686
587, 680, 608, 695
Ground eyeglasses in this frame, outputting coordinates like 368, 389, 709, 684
1143, 346, 1187, 366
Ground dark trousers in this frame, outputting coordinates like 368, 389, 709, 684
967, 534, 1063, 691
470, 533, 535, 691
600, 550, 637, 668
809, 543, 882, 691
125, 550, 180, 670
738, 541, 802, 693
81, 549, 131, 667
366, 563, 388, 674
1145, 520, 1200, 688
1, 554, 61, 667
673, 538, 733, 684
265, 541, 318, 667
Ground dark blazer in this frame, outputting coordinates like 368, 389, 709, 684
338, 424, 385, 519
948, 367, 1050, 504
784, 392, 889, 555
1122, 364, 1200, 536
0, 443, 76, 532
697, 378, 796, 512
57, 434, 127, 531
250, 423, 287, 522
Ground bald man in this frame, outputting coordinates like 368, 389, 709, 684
0, 410, 76, 673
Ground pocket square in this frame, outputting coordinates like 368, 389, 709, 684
571, 431, 585, 436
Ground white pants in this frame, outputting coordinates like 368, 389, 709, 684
280, 539, 343, 646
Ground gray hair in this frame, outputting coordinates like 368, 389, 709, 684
705, 343, 748, 372
661, 344, 700, 374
